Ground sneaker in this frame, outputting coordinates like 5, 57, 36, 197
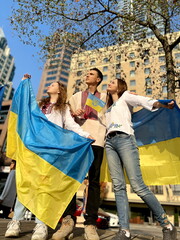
111, 228, 131, 240
31, 223, 48, 240
52, 215, 74, 240
5, 220, 21, 237
84, 225, 99, 240
163, 224, 177, 240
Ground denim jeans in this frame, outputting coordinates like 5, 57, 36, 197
105, 132, 169, 230
13, 197, 43, 224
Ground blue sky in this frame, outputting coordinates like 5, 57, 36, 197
0, 0, 43, 95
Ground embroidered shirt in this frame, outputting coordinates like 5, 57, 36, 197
105, 91, 158, 136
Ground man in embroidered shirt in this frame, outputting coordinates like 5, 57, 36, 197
52, 68, 106, 240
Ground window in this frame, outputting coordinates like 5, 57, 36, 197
143, 49, 149, 56
64, 55, 71, 60
59, 77, 68, 82
149, 186, 163, 194
130, 80, 136, 86
159, 56, 165, 62
160, 76, 166, 83
146, 88, 152, 95
62, 65, 69, 71
116, 55, 121, 61
162, 86, 167, 93
175, 53, 180, 59
176, 62, 180, 68
158, 47, 164, 53
45, 83, 51, 87
78, 62, 84, 68
61, 71, 69, 76
103, 57, 109, 63
160, 65, 166, 72
144, 68, 151, 74
90, 60, 96, 65
63, 60, 70, 65
129, 52, 135, 58
116, 64, 121, 69
130, 90, 136, 93
130, 70, 135, 77
102, 84, 107, 90
103, 66, 108, 72
144, 58, 150, 65
47, 70, 58, 75
65, 49, 72, 55
56, 44, 63, 48
130, 61, 135, 67
116, 73, 120, 78
49, 65, 58, 69
76, 79, 81, 85
77, 71, 82, 76
145, 77, 151, 85
46, 76, 56, 81
103, 75, 108, 81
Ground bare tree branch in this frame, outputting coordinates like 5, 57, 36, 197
170, 35, 180, 50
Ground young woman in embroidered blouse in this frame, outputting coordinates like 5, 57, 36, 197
105, 78, 176, 240
5, 76, 93, 240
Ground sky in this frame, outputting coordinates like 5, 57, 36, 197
0, 0, 43, 95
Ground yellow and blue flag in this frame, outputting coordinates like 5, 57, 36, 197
85, 93, 105, 112
6, 78, 94, 229
101, 101, 180, 185
132, 100, 180, 185
0, 85, 5, 110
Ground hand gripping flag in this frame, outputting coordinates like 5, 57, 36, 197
85, 93, 106, 112
0, 85, 5, 110
101, 100, 180, 185
6, 78, 94, 229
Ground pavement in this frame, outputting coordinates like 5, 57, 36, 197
0, 219, 180, 240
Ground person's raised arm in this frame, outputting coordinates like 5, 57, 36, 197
153, 100, 174, 109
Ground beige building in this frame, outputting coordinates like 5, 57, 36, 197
67, 32, 180, 106
68, 32, 180, 226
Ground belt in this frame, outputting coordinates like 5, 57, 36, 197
107, 131, 127, 138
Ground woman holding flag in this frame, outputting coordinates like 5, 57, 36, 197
105, 78, 177, 240
5, 74, 93, 240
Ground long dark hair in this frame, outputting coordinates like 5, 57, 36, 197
39, 82, 67, 113
107, 78, 128, 108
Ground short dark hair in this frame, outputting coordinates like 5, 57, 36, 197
90, 68, 103, 86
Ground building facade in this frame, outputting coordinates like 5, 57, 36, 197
37, 39, 79, 100
67, 32, 180, 106
0, 28, 15, 100
0, 28, 15, 161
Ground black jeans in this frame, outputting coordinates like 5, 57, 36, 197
63, 145, 104, 225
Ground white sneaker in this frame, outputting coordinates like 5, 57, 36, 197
31, 223, 48, 240
84, 225, 99, 240
5, 220, 21, 237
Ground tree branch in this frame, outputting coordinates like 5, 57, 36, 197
80, 15, 118, 47
170, 35, 180, 50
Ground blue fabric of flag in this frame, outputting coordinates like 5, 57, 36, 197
10, 79, 94, 183
132, 100, 180, 146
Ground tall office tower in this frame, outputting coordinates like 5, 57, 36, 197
118, 0, 167, 42
0, 28, 15, 100
37, 37, 79, 100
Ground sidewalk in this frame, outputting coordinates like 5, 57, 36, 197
0, 219, 179, 240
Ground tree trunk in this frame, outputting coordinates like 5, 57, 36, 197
163, 41, 176, 100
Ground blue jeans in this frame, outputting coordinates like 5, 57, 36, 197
13, 197, 43, 224
105, 132, 169, 230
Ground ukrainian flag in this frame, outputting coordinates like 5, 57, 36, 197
133, 100, 180, 185
6, 78, 94, 229
85, 93, 105, 112
101, 101, 180, 185
0, 85, 5, 110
